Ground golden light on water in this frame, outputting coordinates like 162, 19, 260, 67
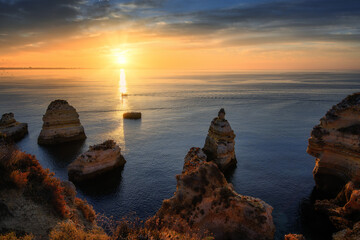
119, 68, 127, 95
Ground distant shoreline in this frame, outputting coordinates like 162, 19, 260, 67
0, 67, 93, 70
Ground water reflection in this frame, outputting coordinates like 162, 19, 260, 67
119, 68, 127, 97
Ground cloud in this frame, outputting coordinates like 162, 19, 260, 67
0, 0, 359, 52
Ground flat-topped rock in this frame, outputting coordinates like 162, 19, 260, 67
123, 112, 141, 119
307, 93, 360, 195
38, 100, 86, 145
203, 108, 236, 171
68, 140, 126, 182
147, 147, 275, 240
0, 113, 28, 141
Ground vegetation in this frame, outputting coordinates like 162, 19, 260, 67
0, 232, 33, 240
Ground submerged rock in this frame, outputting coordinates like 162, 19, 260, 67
147, 147, 275, 240
0, 113, 28, 141
68, 140, 126, 182
307, 93, 360, 196
38, 100, 86, 145
203, 108, 236, 171
123, 112, 141, 119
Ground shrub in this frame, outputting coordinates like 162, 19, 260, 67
0, 232, 34, 240
49, 220, 108, 240
75, 197, 96, 222
9, 170, 29, 188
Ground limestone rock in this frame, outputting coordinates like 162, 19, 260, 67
147, 147, 275, 240
284, 234, 305, 240
123, 112, 141, 119
203, 108, 236, 171
68, 140, 126, 182
38, 100, 86, 145
333, 221, 360, 240
0, 113, 28, 141
307, 93, 360, 195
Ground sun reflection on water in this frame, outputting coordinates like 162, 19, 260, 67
119, 68, 127, 95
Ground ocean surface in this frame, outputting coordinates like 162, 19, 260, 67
1, 69, 360, 239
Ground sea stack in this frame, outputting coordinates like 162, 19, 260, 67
147, 147, 275, 240
38, 100, 86, 145
0, 113, 28, 141
203, 108, 236, 171
68, 140, 126, 182
307, 93, 360, 196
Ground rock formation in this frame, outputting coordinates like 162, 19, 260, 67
307, 93, 360, 195
68, 140, 126, 182
284, 234, 305, 240
38, 100, 86, 145
203, 108, 236, 171
123, 112, 141, 119
147, 147, 275, 240
307, 93, 360, 239
0, 113, 28, 141
0, 142, 98, 239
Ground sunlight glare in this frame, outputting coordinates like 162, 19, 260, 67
119, 68, 127, 95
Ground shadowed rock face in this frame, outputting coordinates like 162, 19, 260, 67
38, 100, 86, 145
68, 140, 126, 182
0, 113, 28, 141
307, 93, 360, 196
203, 109, 236, 171
147, 147, 275, 240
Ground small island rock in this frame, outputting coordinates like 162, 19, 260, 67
0, 113, 28, 141
147, 147, 275, 240
123, 112, 141, 119
203, 108, 236, 171
38, 100, 86, 145
68, 140, 126, 182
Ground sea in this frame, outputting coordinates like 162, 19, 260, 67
1, 69, 359, 239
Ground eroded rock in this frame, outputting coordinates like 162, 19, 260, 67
38, 100, 86, 145
203, 108, 236, 171
68, 140, 126, 182
0, 113, 28, 142
307, 93, 360, 196
147, 147, 275, 240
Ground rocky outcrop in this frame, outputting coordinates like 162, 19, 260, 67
203, 109, 236, 171
38, 100, 86, 145
68, 140, 126, 182
307, 93, 360, 196
313, 181, 360, 239
284, 234, 305, 240
0, 113, 28, 142
123, 112, 141, 119
147, 147, 275, 240
0, 142, 97, 239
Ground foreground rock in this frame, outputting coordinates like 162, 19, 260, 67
307, 93, 360, 239
38, 100, 86, 145
0, 113, 28, 141
0, 142, 100, 239
147, 147, 275, 240
284, 234, 305, 240
68, 140, 126, 182
203, 108, 236, 171
123, 112, 141, 119
307, 92, 360, 196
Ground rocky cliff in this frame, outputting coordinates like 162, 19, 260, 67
0, 113, 28, 142
307, 93, 360, 240
307, 93, 360, 196
0, 142, 100, 239
38, 100, 86, 145
203, 109, 236, 171
68, 140, 126, 182
147, 147, 275, 240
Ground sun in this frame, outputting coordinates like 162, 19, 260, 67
117, 54, 126, 65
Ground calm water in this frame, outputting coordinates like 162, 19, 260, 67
1, 69, 360, 239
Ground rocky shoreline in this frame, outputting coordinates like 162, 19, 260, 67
2, 95, 360, 239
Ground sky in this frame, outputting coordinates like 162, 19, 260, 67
0, 0, 359, 70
